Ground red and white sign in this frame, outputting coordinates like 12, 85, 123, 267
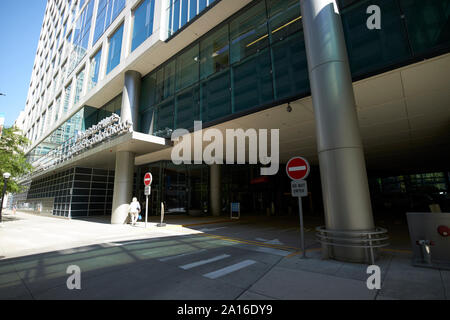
144, 173, 153, 186
286, 157, 310, 181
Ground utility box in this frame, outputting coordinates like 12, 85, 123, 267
407, 212, 450, 270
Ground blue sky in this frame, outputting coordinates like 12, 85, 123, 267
0, 0, 47, 127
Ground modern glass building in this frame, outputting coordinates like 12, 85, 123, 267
14, 0, 450, 248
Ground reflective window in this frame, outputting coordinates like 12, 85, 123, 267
89, 48, 102, 90
176, 44, 199, 91
63, 83, 72, 115
74, 67, 85, 104
199, 25, 229, 80
132, 0, 156, 51
106, 24, 124, 74
167, 0, 218, 37
94, 0, 126, 44
341, 0, 410, 76
230, 1, 269, 64
69, 0, 94, 75
399, 0, 450, 55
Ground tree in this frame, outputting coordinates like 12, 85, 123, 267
0, 126, 33, 193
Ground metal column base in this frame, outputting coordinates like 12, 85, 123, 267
316, 227, 390, 264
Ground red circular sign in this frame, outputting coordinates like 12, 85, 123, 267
286, 157, 310, 181
144, 173, 153, 186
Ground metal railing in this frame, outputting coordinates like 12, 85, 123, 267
316, 226, 390, 264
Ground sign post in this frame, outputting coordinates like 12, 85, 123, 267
144, 173, 153, 229
286, 157, 310, 258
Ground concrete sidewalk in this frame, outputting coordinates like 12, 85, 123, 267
0, 211, 448, 300
240, 250, 449, 300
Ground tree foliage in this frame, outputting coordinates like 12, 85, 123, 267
0, 126, 32, 193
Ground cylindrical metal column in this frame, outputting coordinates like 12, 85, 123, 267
121, 70, 142, 131
301, 0, 375, 262
210, 164, 222, 217
111, 151, 135, 224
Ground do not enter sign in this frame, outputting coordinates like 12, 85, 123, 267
144, 173, 153, 186
286, 157, 310, 181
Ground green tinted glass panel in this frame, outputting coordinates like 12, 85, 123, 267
232, 49, 273, 113
200, 25, 229, 80
140, 72, 157, 111
341, 0, 411, 76
201, 70, 231, 122
272, 32, 309, 100
156, 99, 175, 133
267, 0, 302, 44
230, 1, 269, 64
400, 0, 450, 55
176, 85, 200, 129
176, 44, 200, 91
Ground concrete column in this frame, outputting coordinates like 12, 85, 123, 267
111, 151, 135, 224
121, 70, 142, 131
301, 0, 375, 262
111, 70, 141, 224
210, 164, 222, 217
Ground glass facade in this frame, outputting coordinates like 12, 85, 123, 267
69, 0, 94, 75
74, 67, 85, 104
94, 0, 126, 44
140, 0, 307, 138
88, 48, 102, 90
167, 0, 219, 37
26, 167, 115, 218
139, 0, 450, 138
106, 24, 124, 74
131, 0, 156, 52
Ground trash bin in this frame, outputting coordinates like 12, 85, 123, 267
406, 212, 450, 270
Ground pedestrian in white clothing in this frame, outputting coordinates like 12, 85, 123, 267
129, 197, 141, 226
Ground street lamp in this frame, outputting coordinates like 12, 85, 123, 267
0, 172, 11, 223
0, 93, 6, 96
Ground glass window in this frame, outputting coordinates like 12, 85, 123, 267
232, 49, 273, 113
341, 0, 411, 76
176, 85, 200, 129
176, 44, 199, 91
106, 24, 124, 74
164, 60, 176, 99
140, 72, 157, 111
268, 0, 309, 100
201, 69, 231, 122
199, 25, 229, 80
172, 0, 181, 34
180, 0, 189, 28
74, 67, 85, 104
230, 1, 269, 64
94, 0, 126, 44
132, 0, 156, 51
400, 0, 450, 55
63, 83, 72, 114
189, 0, 197, 20
89, 48, 102, 90
267, 0, 302, 44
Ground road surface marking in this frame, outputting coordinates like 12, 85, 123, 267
180, 254, 231, 270
203, 260, 257, 279
158, 249, 207, 261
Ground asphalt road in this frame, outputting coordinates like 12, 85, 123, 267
0, 232, 292, 300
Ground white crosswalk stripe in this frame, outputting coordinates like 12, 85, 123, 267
180, 254, 231, 270
203, 260, 257, 279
